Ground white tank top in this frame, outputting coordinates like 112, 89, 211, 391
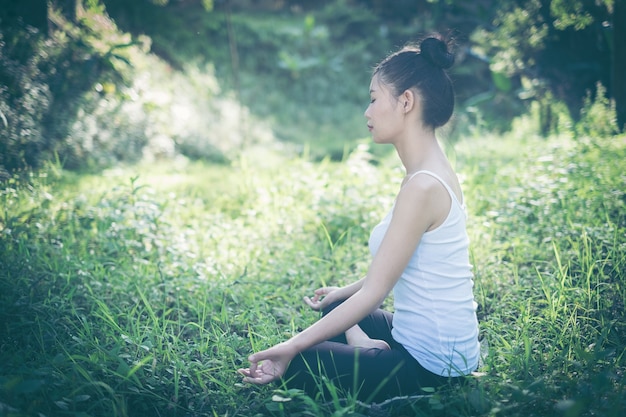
369, 170, 480, 376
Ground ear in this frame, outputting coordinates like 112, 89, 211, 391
400, 89, 416, 114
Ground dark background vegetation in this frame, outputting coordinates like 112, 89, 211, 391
0, 0, 624, 176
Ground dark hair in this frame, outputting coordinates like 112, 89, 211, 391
374, 34, 455, 129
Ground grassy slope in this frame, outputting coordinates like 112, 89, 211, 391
0, 134, 625, 416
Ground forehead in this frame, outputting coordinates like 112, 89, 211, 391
369, 74, 387, 93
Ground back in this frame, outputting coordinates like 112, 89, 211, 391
369, 170, 480, 376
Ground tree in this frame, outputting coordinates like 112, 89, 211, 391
0, 0, 136, 176
472, 0, 619, 132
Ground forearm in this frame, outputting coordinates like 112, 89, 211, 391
289, 287, 384, 352
335, 277, 365, 300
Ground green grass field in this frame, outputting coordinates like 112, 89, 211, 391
1, 133, 625, 416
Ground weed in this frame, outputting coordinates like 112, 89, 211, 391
1, 134, 625, 416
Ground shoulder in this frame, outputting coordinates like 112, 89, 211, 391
395, 173, 452, 229
399, 172, 450, 205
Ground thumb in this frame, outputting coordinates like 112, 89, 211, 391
247, 357, 258, 376
249, 350, 269, 363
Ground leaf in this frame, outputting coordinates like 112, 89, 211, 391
492, 71, 512, 93
73, 395, 91, 402
463, 90, 495, 107
55, 400, 69, 410
271, 394, 292, 403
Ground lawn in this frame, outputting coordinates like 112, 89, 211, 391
1, 133, 625, 416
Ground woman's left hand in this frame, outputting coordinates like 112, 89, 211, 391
237, 342, 296, 385
303, 286, 340, 311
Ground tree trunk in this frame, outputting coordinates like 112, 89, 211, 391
614, 0, 626, 132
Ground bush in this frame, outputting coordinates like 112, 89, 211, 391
0, 5, 279, 176
0, 28, 52, 179
0, 6, 131, 175
575, 83, 620, 138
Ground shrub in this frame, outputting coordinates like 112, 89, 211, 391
0, 29, 51, 179
0, 6, 132, 175
0, 5, 278, 176
575, 83, 619, 138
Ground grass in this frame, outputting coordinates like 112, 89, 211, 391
1, 133, 625, 416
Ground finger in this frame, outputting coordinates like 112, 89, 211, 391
248, 360, 258, 377
243, 366, 275, 385
243, 375, 271, 385
248, 370, 276, 385
242, 376, 261, 384
303, 296, 321, 310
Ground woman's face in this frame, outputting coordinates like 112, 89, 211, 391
364, 75, 404, 144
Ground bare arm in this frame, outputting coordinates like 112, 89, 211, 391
239, 176, 447, 384
303, 277, 365, 311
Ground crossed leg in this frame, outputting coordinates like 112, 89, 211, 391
345, 324, 391, 350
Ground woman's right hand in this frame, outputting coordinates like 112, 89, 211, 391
238, 341, 296, 385
303, 286, 340, 311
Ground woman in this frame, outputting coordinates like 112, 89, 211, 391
238, 34, 480, 402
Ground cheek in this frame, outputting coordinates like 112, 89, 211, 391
372, 102, 388, 119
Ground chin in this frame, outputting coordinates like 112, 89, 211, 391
372, 136, 389, 145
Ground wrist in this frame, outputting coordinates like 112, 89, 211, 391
281, 339, 302, 357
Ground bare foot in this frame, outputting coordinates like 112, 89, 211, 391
345, 325, 391, 350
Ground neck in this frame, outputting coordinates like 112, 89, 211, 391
395, 126, 440, 176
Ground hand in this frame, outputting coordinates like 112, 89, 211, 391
303, 286, 340, 311
237, 342, 296, 385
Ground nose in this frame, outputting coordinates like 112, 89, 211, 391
364, 104, 370, 119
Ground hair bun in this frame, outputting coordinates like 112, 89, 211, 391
420, 37, 454, 69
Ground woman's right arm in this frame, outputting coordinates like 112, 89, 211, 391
303, 277, 365, 311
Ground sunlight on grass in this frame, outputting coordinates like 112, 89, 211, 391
1, 134, 625, 416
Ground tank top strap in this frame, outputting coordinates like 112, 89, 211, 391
405, 170, 463, 206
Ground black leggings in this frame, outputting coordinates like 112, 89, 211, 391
281, 301, 454, 403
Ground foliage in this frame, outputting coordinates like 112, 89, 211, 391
0, 3, 135, 175
66, 52, 274, 167
232, 5, 382, 158
0, 146, 395, 416
0, 28, 51, 180
103, 1, 391, 159
575, 83, 620, 138
457, 133, 626, 416
1, 1, 279, 176
1, 132, 625, 416
471, 0, 615, 126
4, 0, 622, 176
102, 0, 505, 157
550, 0, 594, 30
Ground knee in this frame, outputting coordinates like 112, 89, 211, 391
282, 353, 320, 393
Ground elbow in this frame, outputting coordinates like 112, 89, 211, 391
356, 286, 390, 313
